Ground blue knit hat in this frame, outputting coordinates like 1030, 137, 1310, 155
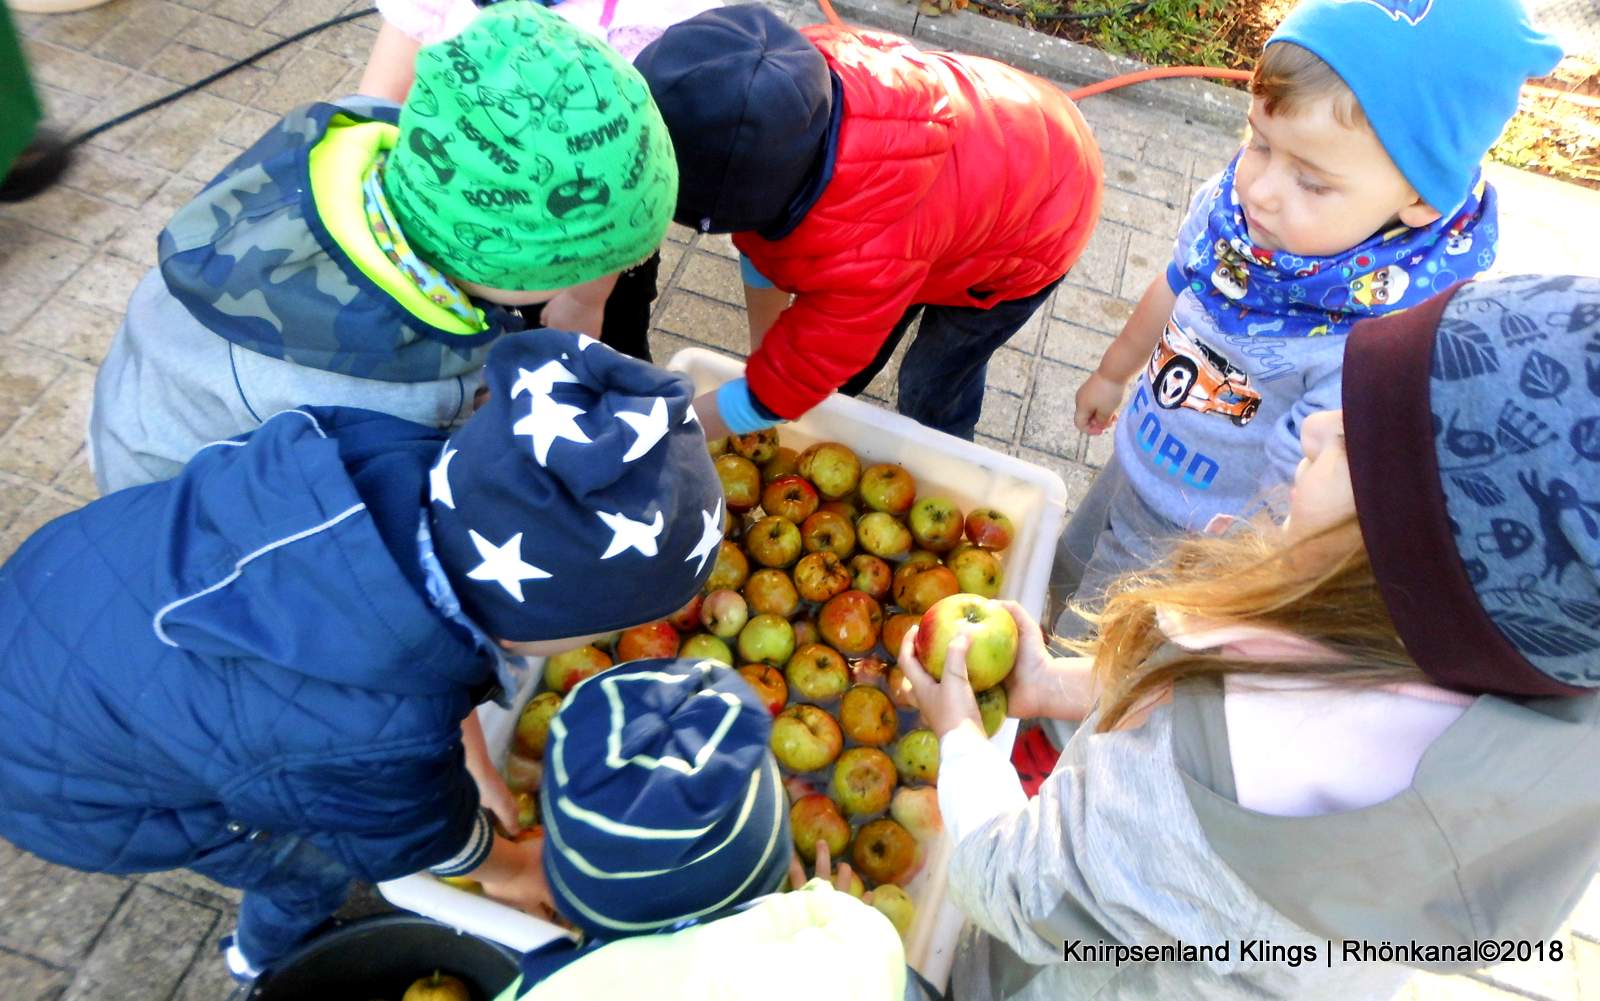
1268, 0, 1562, 215
1346, 275, 1600, 695
539, 658, 791, 939
428, 331, 725, 641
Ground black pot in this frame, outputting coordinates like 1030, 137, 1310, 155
247, 913, 520, 1001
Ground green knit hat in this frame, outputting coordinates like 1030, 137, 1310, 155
383, 1, 678, 291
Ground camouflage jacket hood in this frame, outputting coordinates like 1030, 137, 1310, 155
156, 97, 527, 384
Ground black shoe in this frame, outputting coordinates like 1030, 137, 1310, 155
0, 128, 74, 203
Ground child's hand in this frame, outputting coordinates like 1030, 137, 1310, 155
478, 833, 559, 923
1074, 371, 1126, 435
788, 839, 862, 897
462, 714, 521, 835
998, 601, 1092, 722
538, 290, 605, 341
894, 626, 985, 740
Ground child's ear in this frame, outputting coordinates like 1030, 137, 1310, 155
1397, 196, 1442, 229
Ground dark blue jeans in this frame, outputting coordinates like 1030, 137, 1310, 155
188, 833, 353, 970
838, 278, 1062, 440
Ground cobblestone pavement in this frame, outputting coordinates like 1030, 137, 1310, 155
2, 1, 1600, 998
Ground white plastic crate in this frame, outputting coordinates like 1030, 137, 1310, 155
380, 347, 1069, 989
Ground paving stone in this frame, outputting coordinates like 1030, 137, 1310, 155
271, 0, 365, 37
976, 432, 1011, 455
985, 347, 1034, 397
103, 175, 204, 268
1122, 229, 1173, 301
0, 185, 136, 249
1083, 121, 1145, 163
0, 949, 71, 1001
1014, 445, 1099, 513
15, 299, 125, 367
88, 1, 199, 70
1572, 935, 1600, 997
78, 73, 179, 154
52, 453, 99, 503
666, 223, 696, 245
655, 241, 688, 298
144, 41, 272, 105
1020, 359, 1084, 457
0, 222, 95, 331
169, 944, 241, 1001
1052, 281, 1136, 335
0, 480, 45, 530
180, 132, 252, 183
976, 390, 1022, 442
677, 251, 745, 307
0, 855, 129, 966
1006, 289, 1053, 354
19, 38, 131, 101
1068, 220, 1127, 297
648, 328, 724, 369
138, 869, 244, 907
61, 146, 172, 209
1043, 316, 1114, 373
1571, 876, 1600, 940
219, 106, 282, 147
305, 6, 381, 58
35, 84, 98, 135
62, 885, 219, 1001
60, 253, 147, 315
0, 369, 97, 485
655, 292, 751, 356
176, 13, 298, 71
16, 0, 126, 50
211, 0, 284, 29
1472, 930, 1579, 1001
0, 352, 68, 440
700, 232, 740, 261
125, 91, 244, 172
251, 46, 357, 115
1084, 426, 1116, 468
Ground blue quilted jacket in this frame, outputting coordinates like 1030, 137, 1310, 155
0, 407, 495, 882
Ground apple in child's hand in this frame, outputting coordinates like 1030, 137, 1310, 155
965, 508, 1014, 551
882, 614, 919, 661
839, 685, 898, 746
893, 564, 960, 616
737, 663, 788, 715
800, 510, 855, 559
403, 971, 471, 1001
798, 442, 862, 499
851, 817, 918, 885
849, 655, 889, 688
744, 568, 800, 618
830, 747, 897, 817
668, 594, 704, 632
515, 691, 564, 758
503, 749, 543, 791
737, 613, 796, 667
745, 515, 803, 569
706, 540, 750, 591
617, 620, 680, 661
914, 594, 1019, 692
772, 704, 844, 772
856, 512, 913, 560
859, 464, 916, 515
870, 884, 916, 939
978, 685, 1008, 737
891, 728, 940, 784
700, 589, 750, 639
819, 590, 883, 655
543, 646, 612, 694
730, 427, 779, 463
715, 454, 762, 512
909, 497, 964, 552
848, 554, 892, 601
793, 551, 851, 604
889, 785, 943, 843
786, 642, 850, 701
762, 475, 820, 523
761, 446, 800, 483
948, 546, 1003, 599
680, 632, 734, 665
790, 793, 851, 862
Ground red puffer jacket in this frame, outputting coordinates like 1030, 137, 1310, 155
737, 25, 1103, 419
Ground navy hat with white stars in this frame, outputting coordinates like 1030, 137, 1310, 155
428, 330, 723, 641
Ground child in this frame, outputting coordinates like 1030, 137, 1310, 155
898, 275, 1600, 999
355, 0, 720, 361
0, 330, 725, 981
1055, 0, 1562, 633
633, 4, 1104, 441
88, 1, 678, 494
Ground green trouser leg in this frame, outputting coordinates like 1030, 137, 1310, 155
0, 3, 44, 177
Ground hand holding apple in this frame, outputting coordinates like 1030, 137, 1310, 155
472, 831, 559, 924
895, 625, 985, 739
993, 600, 1097, 723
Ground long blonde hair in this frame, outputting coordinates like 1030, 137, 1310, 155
1076, 516, 1427, 732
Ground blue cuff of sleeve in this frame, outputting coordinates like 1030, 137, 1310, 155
1165, 261, 1188, 295
739, 253, 775, 290
717, 379, 781, 435
428, 810, 493, 877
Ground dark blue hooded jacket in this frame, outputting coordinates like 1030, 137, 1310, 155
0, 407, 494, 881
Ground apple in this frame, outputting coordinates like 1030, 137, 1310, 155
591, 630, 620, 653
771, 704, 844, 772
680, 632, 734, 665
909, 497, 964, 552
819, 590, 883, 655
706, 436, 730, 458
903, 550, 942, 570
403, 971, 471, 1001
840, 685, 898, 746
793, 551, 851, 604
891, 728, 939, 784
850, 817, 918, 885
913, 594, 1019, 692
840, 869, 866, 898
438, 876, 484, 895
617, 620, 680, 661
515, 691, 564, 758
730, 427, 779, 463
965, 508, 1015, 551
744, 515, 803, 569
889, 785, 943, 843
543, 645, 612, 694
715, 454, 762, 513
849, 655, 889, 687
790, 793, 851, 863
516, 791, 539, 830
849, 554, 893, 601
503, 749, 543, 791
886, 666, 916, 709
820, 498, 860, 520
667, 594, 703, 632
978, 685, 1008, 737
737, 663, 788, 715
948, 546, 1003, 599
737, 613, 796, 667
723, 507, 742, 539
792, 617, 820, 647
882, 613, 919, 660
785, 775, 819, 802
744, 568, 800, 618
786, 642, 850, 701
831, 747, 897, 817
870, 884, 915, 939
761, 475, 820, 524
800, 510, 855, 559
892, 564, 959, 616
707, 540, 750, 591
859, 464, 916, 515
855, 512, 913, 560
798, 442, 862, 500
700, 588, 750, 639
761, 446, 800, 483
